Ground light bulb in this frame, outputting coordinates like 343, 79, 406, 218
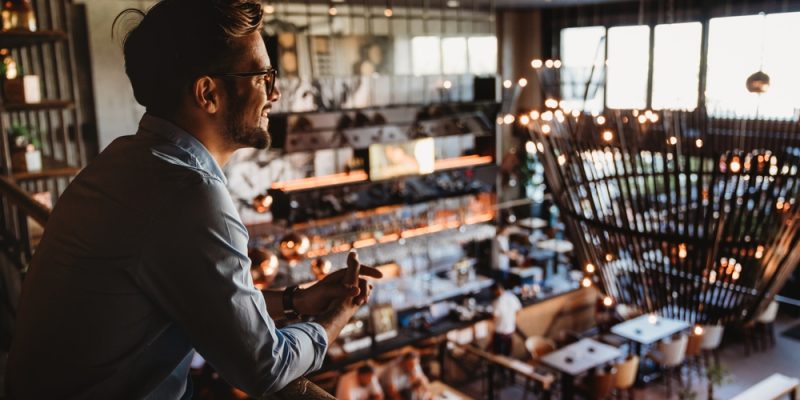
503, 114, 515, 124
603, 296, 613, 307
384, 7, 393, 17
520, 115, 530, 125
581, 277, 592, 288
545, 59, 554, 68
531, 59, 543, 69
602, 130, 613, 142
328, 6, 338, 15
503, 80, 512, 89
586, 263, 595, 273
518, 78, 528, 87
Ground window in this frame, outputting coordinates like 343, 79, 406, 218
411, 36, 441, 76
606, 25, 650, 109
559, 26, 605, 113
442, 37, 468, 74
467, 36, 497, 75
707, 13, 800, 118
652, 22, 702, 110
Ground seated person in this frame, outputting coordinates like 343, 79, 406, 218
337, 365, 385, 400
381, 351, 431, 400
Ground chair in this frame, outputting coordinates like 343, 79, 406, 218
649, 334, 688, 398
580, 367, 618, 400
522, 336, 556, 400
700, 325, 724, 368
613, 355, 639, 400
757, 300, 779, 349
683, 333, 704, 383
744, 300, 779, 355
524, 336, 556, 365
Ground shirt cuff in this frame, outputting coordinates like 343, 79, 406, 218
281, 322, 329, 374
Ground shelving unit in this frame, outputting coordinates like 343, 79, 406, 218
0, 0, 88, 200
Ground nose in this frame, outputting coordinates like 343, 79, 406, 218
269, 80, 281, 103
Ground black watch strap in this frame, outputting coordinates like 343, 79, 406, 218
283, 285, 301, 319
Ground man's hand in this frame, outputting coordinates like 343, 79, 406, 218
294, 251, 383, 316
304, 251, 382, 343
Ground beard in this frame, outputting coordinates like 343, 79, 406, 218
223, 94, 271, 150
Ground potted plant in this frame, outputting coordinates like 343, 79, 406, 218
707, 363, 731, 400
8, 123, 41, 172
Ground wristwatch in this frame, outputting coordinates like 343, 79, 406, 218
282, 285, 301, 319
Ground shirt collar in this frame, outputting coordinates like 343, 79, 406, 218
138, 113, 227, 184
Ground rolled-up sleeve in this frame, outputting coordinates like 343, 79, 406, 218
135, 174, 327, 396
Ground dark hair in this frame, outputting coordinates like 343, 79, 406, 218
114, 0, 263, 117
401, 350, 419, 361
357, 365, 374, 375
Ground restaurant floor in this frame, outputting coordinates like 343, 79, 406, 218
457, 314, 800, 399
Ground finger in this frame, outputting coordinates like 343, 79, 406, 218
357, 265, 383, 279
354, 279, 372, 305
343, 250, 360, 287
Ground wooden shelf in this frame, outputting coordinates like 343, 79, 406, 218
1, 99, 74, 112
0, 30, 67, 48
11, 156, 80, 181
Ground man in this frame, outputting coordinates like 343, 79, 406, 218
336, 365, 384, 400
491, 282, 522, 357
381, 351, 431, 400
6, 0, 380, 398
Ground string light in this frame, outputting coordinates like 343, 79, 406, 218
730, 156, 741, 173
596, 115, 606, 125
668, 136, 678, 145
442, 80, 452, 89
503, 114, 515, 124
694, 325, 704, 335
603, 296, 613, 307
541, 124, 551, 134
679, 243, 687, 259
541, 111, 554, 121
503, 80, 512, 89
531, 59, 543, 69
545, 59, 554, 68
328, 5, 338, 16
553, 60, 562, 68
602, 130, 613, 142
581, 277, 592, 287
544, 98, 558, 108
529, 110, 540, 120
263, 1, 275, 14
586, 263, 596, 273
526, 141, 536, 154
519, 114, 530, 125
518, 78, 528, 87
696, 139, 703, 148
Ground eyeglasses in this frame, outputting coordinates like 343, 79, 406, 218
210, 68, 278, 97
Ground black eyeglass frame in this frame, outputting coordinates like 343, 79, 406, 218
209, 68, 278, 97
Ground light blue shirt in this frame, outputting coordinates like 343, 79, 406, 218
7, 114, 328, 399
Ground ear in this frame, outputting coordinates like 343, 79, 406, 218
192, 76, 220, 114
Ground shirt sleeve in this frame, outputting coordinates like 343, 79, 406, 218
135, 175, 327, 396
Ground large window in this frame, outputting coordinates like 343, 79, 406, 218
606, 25, 650, 109
559, 26, 605, 113
411, 35, 497, 76
559, 12, 800, 118
707, 13, 800, 118
467, 36, 498, 75
652, 22, 702, 110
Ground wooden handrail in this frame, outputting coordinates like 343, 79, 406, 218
266, 377, 335, 400
0, 175, 50, 226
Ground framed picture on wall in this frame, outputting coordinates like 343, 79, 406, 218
370, 304, 398, 342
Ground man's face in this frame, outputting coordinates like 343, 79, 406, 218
221, 31, 280, 150
357, 371, 373, 387
402, 357, 417, 373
